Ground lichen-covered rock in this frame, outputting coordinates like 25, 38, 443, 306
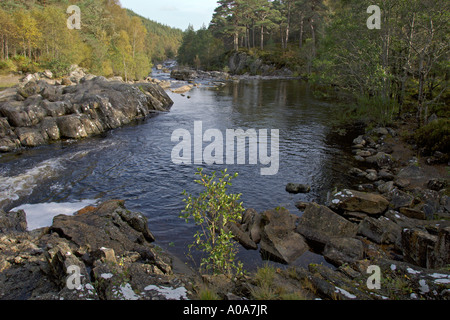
329, 189, 389, 215
0, 77, 173, 152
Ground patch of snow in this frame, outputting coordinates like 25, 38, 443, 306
101, 273, 113, 279
419, 280, 429, 294
144, 285, 188, 300
119, 283, 139, 300
331, 199, 340, 204
430, 273, 450, 279
335, 287, 356, 299
434, 279, 450, 285
407, 267, 421, 275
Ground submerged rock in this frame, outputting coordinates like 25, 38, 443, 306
285, 183, 311, 194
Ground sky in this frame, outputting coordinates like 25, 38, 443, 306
120, 0, 219, 31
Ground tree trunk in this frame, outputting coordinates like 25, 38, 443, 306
234, 30, 239, 51
285, 1, 291, 50
260, 26, 264, 51
310, 19, 316, 58
1, 35, 4, 60
252, 23, 255, 48
28, 39, 32, 59
5, 37, 8, 60
399, 13, 415, 116
123, 55, 128, 82
417, 53, 425, 127
299, 15, 304, 49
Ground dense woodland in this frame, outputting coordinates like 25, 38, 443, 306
178, 0, 449, 131
0, 0, 183, 80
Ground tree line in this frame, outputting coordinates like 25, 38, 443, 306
178, 0, 448, 127
0, 0, 183, 80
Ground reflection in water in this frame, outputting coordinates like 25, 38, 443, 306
0, 79, 358, 270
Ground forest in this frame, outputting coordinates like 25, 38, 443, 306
0, 0, 183, 80
178, 0, 449, 130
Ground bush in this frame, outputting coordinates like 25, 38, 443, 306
42, 58, 71, 78
11, 55, 39, 74
0, 59, 17, 74
180, 168, 244, 276
415, 118, 450, 155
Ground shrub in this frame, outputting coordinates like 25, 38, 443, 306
0, 59, 17, 74
415, 118, 450, 156
42, 58, 71, 78
11, 55, 39, 74
180, 168, 244, 276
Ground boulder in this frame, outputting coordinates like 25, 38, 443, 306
399, 207, 426, 220
388, 188, 414, 210
56, 115, 88, 139
402, 228, 437, 268
50, 200, 156, 257
259, 208, 309, 264
0, 209, 27, 233
224, 221, 257, 250
241, 208, 263, 244
430, 226, 450, 269
0, 117, 12, 138
15, 127, 46, 147
365, 152, 394, 168
171, 85, 193, 94
357, 216, 402, 246
323, 237, 364, 266
329, 189, 389, 215
170, 69, 197, 81
285, 183, 311, 194
296, 203, 358, 251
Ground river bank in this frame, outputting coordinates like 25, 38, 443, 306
225, 120, 449, 300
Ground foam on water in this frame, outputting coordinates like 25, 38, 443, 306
0, 150, 91, 209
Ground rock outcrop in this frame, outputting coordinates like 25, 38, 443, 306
0, 200, 196, 300
0, 76, 173, 152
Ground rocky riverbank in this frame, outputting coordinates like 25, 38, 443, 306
0, 199, 200, 300
215, 124, 449, 300
0, 70, 173, 153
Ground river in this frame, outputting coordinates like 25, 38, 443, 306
0, 70, 361, 270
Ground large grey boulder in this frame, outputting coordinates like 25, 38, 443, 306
259, 208, 309, 264
296, 203, 358, 251
50, 200, 156, 258
329, 189, 389, 215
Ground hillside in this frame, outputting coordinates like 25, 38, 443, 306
0, 0, 183, 80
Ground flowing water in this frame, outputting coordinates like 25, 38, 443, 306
0, 71, 361, 270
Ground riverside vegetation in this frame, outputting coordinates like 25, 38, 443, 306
0, 0, 183, 81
